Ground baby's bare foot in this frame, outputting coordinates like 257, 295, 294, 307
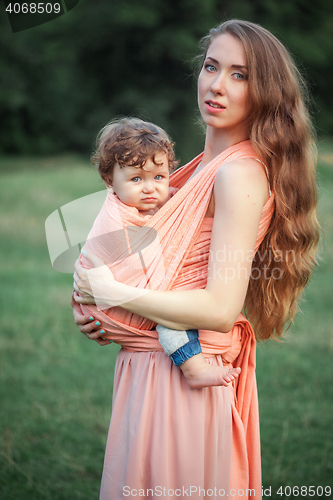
180, 353, 241, 390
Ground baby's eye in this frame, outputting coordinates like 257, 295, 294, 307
131, 177, 141, 182
154, 175, 164, 180
204, 63, 216, 72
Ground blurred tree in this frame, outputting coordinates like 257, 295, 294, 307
0, 0, 332, 161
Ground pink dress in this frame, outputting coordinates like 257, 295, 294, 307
99, 184, 274, 499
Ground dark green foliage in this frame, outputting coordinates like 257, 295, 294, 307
1, 0, 333, 161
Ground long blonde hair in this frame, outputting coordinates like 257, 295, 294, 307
198, 20, 320, 340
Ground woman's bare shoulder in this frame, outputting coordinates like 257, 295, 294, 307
214, 157, 270, 205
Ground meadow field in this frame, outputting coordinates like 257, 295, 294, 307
0, 142, 332, 500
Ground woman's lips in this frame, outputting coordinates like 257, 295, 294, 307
205, 101, 226, 113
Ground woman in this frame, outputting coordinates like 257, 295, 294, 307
72, 20, 319, 499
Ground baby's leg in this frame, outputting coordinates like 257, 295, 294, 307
179, 353, 241, 390
156, 325, 240, 389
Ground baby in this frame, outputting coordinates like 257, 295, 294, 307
87, 117, 240, 389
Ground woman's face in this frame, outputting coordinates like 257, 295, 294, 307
198, 33, 250, 137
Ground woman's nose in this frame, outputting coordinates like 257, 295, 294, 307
210, 73, 226, 96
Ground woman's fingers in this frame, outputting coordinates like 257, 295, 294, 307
73, 251, 105, 279
70, 295, 93, 324
70, 293, 77, 309
92, 337, 113, 346
73, 260, 84, 277
72, 284, 92, 301
88, 329, 107, 340
73, 262, 96, 304
85, 327, 114, 346
70, 294, 112, 347
81, 250, 105, 268
78, 320, 100, 335
73, 270, 80, 285
73, 281, 81, 295
70, 295, 99, 331
73, 264, 91, 291
86, 327, 113, 345
70, 294, 85, 320
73, 270, 89, 295
73, 293, 95, 305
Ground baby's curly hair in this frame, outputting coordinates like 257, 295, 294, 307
91, 117, 179, 183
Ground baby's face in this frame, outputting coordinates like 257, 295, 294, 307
110, 152, 170, 212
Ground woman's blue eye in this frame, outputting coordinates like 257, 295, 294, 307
233, 73, 246, 80
205, 64, 216, 72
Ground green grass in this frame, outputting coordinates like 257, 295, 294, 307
257, 139, 333, 498
0, 146, 332, 499
0, 156, 121, 500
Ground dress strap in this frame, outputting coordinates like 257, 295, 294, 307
254, 158, 271, 196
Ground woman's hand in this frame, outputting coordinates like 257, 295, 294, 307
73, 251, 116, 308
73, 251, 148, 309
70, 294, 111, 346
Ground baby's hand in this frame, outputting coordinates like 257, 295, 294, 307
168, 187, 179, 198
159, 187, 179, 208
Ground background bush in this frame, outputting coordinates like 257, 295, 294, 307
1, 0, 333, 162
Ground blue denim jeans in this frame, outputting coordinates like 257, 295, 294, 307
156, 325, 202, 367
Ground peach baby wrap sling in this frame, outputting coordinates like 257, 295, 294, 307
80, 140, 275, 499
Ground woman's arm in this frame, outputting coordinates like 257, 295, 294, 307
74, 158, 269, 333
